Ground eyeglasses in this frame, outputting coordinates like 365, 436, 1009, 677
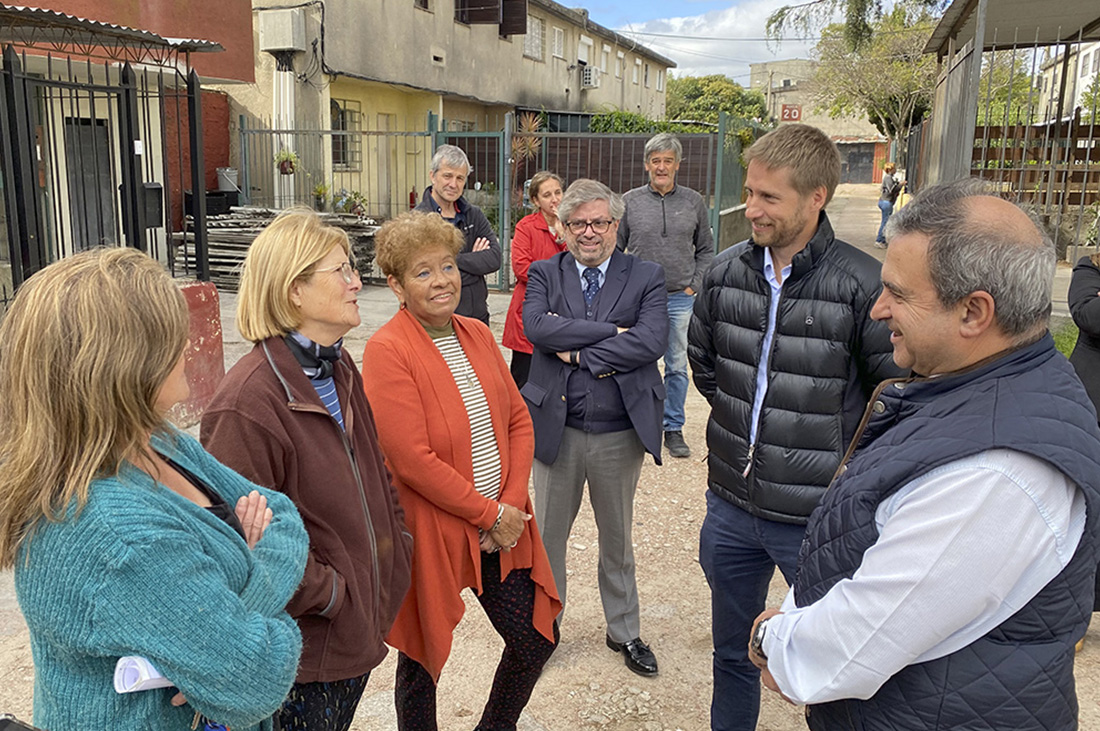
316, 261, 360, 285
564, 218, 614, 235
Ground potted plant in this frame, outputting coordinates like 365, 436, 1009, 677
274, 148, 300, 175
312, 182, 330, 211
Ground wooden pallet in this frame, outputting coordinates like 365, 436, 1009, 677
171, 207, 378, 290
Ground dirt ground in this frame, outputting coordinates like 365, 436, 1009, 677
0, 185, 1096, 729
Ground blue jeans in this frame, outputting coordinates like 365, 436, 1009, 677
663, 291, 694, 431
876, 199, 893, 243
699, 491, 806, 731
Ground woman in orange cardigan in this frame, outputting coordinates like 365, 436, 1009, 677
363, 211, 560, 731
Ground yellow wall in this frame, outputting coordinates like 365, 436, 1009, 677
325, 79, 439, 219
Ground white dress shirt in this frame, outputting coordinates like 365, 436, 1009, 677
748, 248, 791, 445
763, 448, 1085, 705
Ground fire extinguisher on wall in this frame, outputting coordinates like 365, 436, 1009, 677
409, 186, 418, 209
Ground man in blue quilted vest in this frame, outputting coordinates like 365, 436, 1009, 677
748, 177, 1100, 730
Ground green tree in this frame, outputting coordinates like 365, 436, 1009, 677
811, 4, 936, 151
976, 53, 1041, 126
666, 75, 768, 125
767, 0, 939, 50
1082, 75, 1100, 122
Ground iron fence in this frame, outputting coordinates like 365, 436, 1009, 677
240, 112, 751, 289
1, 46, 209, 287
917, 35, 1100, 259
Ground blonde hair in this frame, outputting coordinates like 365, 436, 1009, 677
375, 211, 463, 282
529, 171, 565, 201
884, 162, 897, 174
236, 208, 351, 342
0, 248, 188, 568
744, 124, 841, 205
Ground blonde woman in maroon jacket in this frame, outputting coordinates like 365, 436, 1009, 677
201, 208, 413, 731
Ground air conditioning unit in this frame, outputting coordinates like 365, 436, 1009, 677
582, 66, 601, 89
258, 8, 306, 53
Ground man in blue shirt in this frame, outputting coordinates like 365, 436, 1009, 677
687, 124, 900, 731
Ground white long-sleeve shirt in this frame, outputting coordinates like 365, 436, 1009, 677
763, 448, 1085, 706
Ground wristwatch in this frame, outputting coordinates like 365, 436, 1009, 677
750, 617, 771, 660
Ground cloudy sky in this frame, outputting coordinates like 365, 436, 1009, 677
588, 0, 833, 85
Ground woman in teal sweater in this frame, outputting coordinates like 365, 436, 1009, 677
0, 249, 309, 731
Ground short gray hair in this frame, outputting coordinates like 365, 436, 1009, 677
430, 144, 472, 174
886, 178, 1055, 337
645, 133, 682, 163
557, 179, 624, 224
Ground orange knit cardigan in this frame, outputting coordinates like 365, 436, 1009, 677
362, 308, 561, 680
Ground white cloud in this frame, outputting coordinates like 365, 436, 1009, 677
618, 0, 824, 83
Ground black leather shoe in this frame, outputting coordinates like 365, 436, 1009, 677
606, 635, 658, 676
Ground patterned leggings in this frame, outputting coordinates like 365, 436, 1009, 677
395, 552, 560, 731
278, 671, 371, 731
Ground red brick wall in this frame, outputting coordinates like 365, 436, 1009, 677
163, 90, 231, 229
25, 0, 254, 83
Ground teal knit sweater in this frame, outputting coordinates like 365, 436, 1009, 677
14, 429, 309, 731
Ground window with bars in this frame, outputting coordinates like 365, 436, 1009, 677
1083, 53, 1091, 78
552, 27, 564, 58
331, 98, 361, 171
525, 15, 543, 60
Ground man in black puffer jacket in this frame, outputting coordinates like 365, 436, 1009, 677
687, 123, 902, 731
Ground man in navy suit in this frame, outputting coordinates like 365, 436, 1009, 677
522, 178, 669, 677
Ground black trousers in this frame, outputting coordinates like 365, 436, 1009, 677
278, 671, 370, 731
509, 350, 532, 390
395, 552, 559, 731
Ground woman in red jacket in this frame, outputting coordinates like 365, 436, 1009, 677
364, 211, 560, 731
503, 171, 566, 388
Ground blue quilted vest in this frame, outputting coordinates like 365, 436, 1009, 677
794, 334, 1100, 731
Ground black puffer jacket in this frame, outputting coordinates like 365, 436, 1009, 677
688, 213, 901, 524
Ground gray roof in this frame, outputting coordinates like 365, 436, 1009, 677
925, 0, 1100, 56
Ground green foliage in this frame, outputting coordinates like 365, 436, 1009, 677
811, 3, 936, 143
588, 108, 712, 134
977, 54, 1042, 126
666, 75, 768, 125
767, 0, 938, 51
1082, 75, 1100, 123
1084, 202, 1100, 246
1052, 318, 1079, 359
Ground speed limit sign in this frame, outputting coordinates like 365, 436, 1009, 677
781, 104, 802, 122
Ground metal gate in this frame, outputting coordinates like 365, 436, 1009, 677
0, 44, 209, 291
238, 111, 748, 291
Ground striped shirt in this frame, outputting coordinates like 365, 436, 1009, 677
310, 375, 345, 431
431, 333, 502, 501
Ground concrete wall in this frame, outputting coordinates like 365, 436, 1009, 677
750, 59, 885, 140
718, 205, 751, 252
320, 0, 670, 116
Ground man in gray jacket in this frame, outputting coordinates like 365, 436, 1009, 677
618, 133, 714, 458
